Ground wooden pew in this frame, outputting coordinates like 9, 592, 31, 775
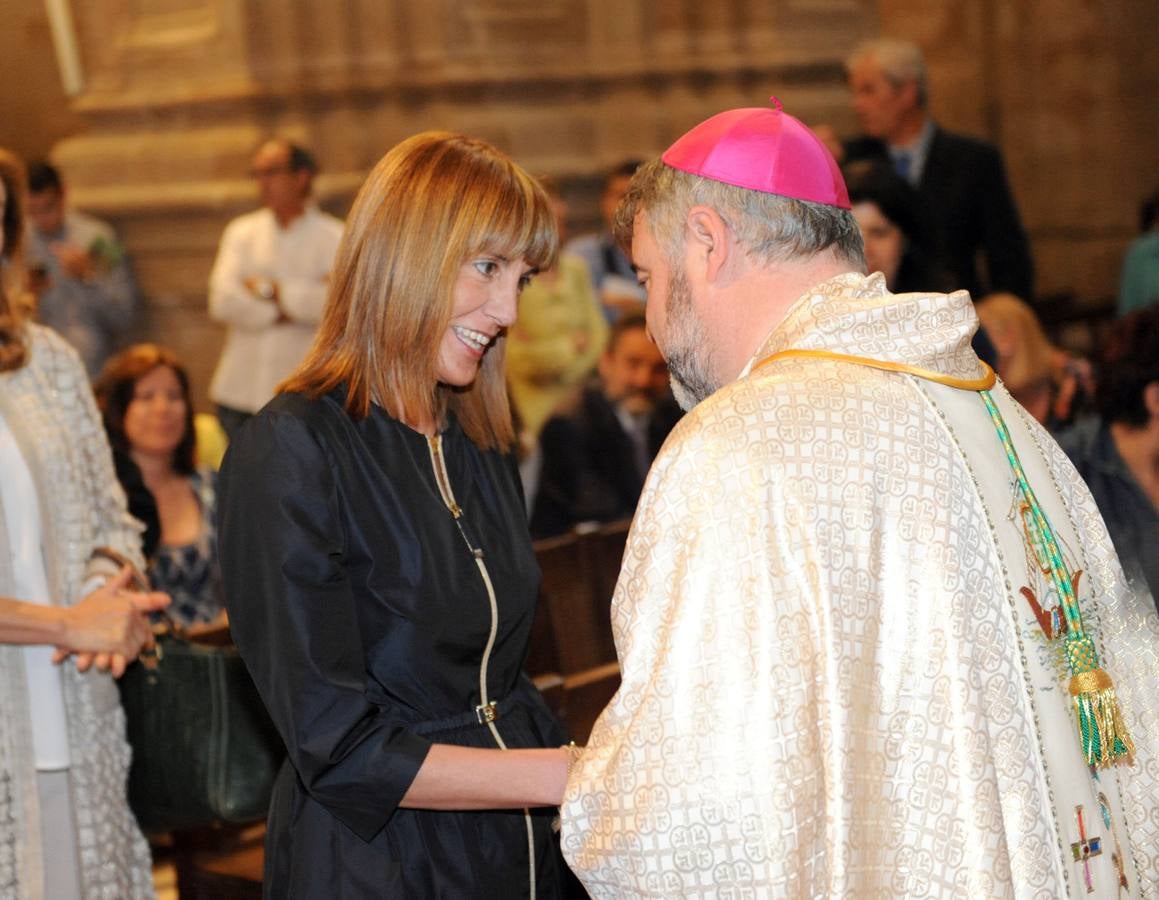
529, 520, 630, 742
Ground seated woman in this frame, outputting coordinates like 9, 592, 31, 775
975, 292, 1091, 431
95, 345, 224, 626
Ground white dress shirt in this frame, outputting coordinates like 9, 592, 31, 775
208, 204, 344, 413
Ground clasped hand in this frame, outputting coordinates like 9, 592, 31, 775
51, 564, 170, 678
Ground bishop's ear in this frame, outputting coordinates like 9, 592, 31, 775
683, 205, 732, 282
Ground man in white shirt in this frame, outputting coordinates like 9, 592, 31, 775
208, 139, 344, 436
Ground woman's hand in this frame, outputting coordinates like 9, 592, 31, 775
52, 565, 170, 677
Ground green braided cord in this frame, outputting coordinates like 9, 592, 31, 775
1077, 693, 1101, 761
980, 391, 1100, 677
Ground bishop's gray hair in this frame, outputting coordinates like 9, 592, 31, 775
614, 158, 865, 271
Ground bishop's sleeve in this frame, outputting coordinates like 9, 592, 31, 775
217, 409, 432, 842
559, 397, 826, 897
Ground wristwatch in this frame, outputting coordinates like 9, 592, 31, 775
253, 277, 277, 301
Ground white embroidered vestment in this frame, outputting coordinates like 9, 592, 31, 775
561, 273, 1159, 898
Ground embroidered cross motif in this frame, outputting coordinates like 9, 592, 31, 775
1097, 792, 1130, 895
1071, 805, 1102, 893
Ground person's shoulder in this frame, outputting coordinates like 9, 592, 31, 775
192, 463, 217, 484
303, 205, 345, 239
1053, 416, 1104, 466
541, 383, 603, 436
1126, 230, 1159, 259
23, 321, 86, 374
8, 325, 91, 402
191, 464, 219, 499
67, 208, 116, 239
258, 389, 349, 429
668, 356, 862, 449
930, 126, 1001, 162
650, 394, 684, 430
222, 207, 271, 236
649, 380, 765, 468
841, 135, 889, 163
558, 251, 595, 283
314, 207, 345, 231
563, 232, 601, 256
223, 391, 349, 475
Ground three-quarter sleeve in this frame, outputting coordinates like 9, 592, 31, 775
217, 409, 432, 841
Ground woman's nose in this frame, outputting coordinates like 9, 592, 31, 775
488, 279, 520, 328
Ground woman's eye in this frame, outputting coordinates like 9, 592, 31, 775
473, 260, 499, 277
517, 273, 533, 292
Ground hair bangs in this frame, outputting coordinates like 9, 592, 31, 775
280, 131, 546, 450
465, 168, 558, 273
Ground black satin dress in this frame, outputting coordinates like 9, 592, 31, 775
217, 389, 568, 898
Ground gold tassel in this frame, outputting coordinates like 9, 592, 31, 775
1069, 669, 1135, 768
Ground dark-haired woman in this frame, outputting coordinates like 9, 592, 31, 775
96, 344, 223, 626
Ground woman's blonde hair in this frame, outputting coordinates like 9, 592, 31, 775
0, 148, 29, 372
975, 292, 1055, 393
281, 131, 557, 450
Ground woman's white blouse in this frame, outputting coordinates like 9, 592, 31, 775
0, 409, 71, 769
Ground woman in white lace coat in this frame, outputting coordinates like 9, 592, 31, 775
0, 149, 168, 898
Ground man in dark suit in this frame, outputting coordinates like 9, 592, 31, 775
530, 314, 682, 537
843, 38, 1034, 300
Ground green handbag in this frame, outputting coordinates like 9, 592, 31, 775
117, 625, 286, 833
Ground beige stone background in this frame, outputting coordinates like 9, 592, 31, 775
1, 0, 1156, 409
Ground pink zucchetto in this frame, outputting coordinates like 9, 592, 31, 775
661, 98, 851, 209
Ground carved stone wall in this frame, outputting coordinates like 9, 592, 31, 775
0, 0, 86, 160
44, 0, 872, 406
12, 0, 1159, 403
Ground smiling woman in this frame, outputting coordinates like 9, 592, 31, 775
217, 132, 574, 898
95, 344, 224, 627
438, 255, 535, 388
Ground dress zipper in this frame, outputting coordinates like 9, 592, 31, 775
427, 434, 538, 898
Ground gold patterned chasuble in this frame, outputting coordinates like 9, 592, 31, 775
560, 273, 1159, 898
